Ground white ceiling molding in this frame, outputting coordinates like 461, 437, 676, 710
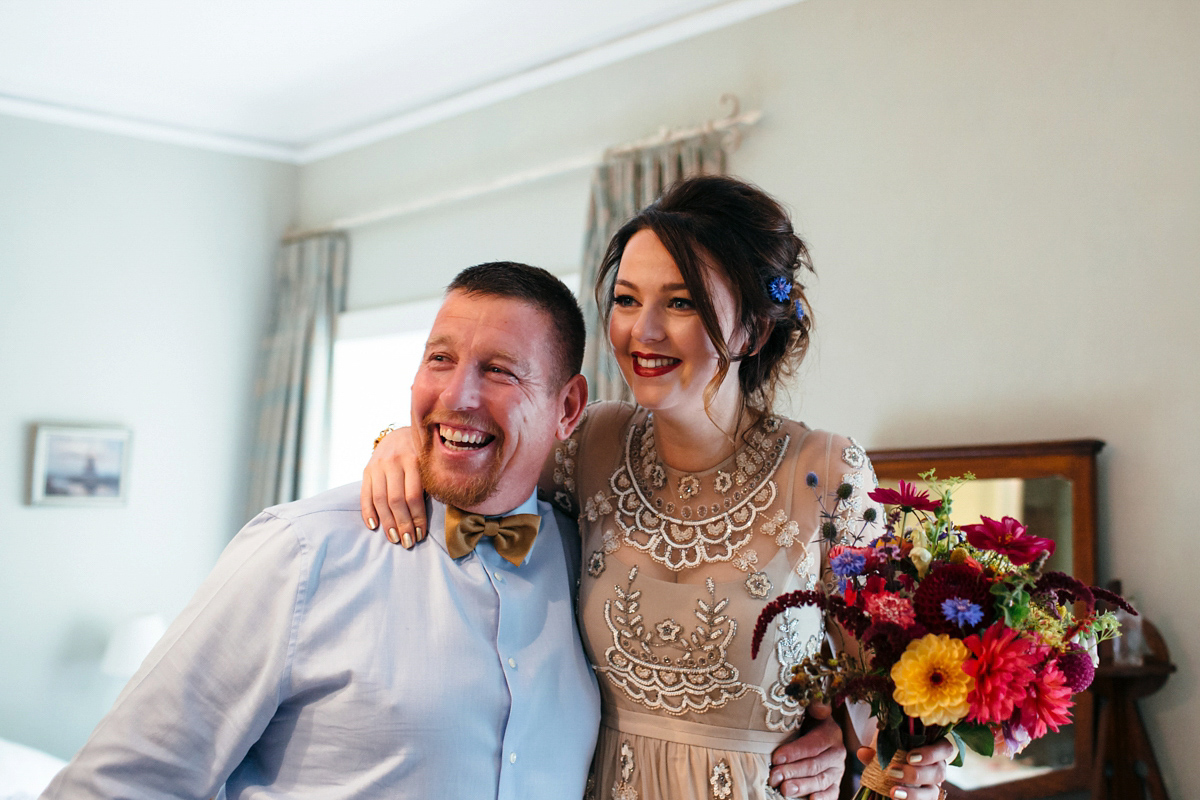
298, 0, 802, 163
0, 0, 802, 164
0, 93, 295, 162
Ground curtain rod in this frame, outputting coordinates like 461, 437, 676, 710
282, 105, 761, 243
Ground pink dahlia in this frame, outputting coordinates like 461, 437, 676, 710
1019, 661, 1074, 739
962, 623, 1039, 725
865, 593, 917, 628
961, 515, 1055, 566
869, 480, 942, 512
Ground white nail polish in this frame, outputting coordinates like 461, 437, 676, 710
908, 753, 924, 764
893, 789, 908, 800
887, 768, 905, 779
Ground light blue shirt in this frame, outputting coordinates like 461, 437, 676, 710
43, 483, 601, 800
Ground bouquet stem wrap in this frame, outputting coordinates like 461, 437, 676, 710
856, 750, 946, 800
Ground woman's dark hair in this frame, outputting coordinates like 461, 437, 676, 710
596, 175, 814, 416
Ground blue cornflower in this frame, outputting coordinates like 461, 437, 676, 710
941, 597, 984, 628
831, 551, 867, 578
794, 299, 806, 321
769, 276, 792, 303
805, 471, 819, 488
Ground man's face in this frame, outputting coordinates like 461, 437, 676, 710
411, 290, 574, 515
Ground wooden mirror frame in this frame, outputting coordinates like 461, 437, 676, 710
866, 439, 1105, 800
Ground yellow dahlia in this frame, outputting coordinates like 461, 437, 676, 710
890, 633, 974, 725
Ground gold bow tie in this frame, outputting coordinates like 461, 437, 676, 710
444, 506, 541, 566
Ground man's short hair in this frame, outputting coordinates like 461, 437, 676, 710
447, 262, 585, 388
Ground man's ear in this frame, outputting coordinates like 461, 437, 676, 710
556, 374, 588, 440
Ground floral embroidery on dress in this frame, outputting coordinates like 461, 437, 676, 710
677, 473, 701, 499
602, 528, 621, 554
588, 550, 607, 577
793, 549, 817, 591
842, 437, 866, 469
760, 509, 802, 548
759, 609, 823, 731
745, 571, 772, 599
586, 491, 613, 522
599, 571, 747, 714
655, 619, 682, 642
552, 422, 582, 514
714, 470, 732, 494
732, 548, 759, 572
610, 414, 788, 570
710, 761, 733, 799
612, 741, 638, 800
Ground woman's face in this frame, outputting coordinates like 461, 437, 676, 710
608, 228, 743, 419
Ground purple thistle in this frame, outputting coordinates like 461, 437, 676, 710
806, 471, 819, 488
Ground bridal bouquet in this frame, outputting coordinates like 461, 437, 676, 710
751, 471, 1131, 800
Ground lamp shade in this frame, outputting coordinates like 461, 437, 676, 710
101, 614, 167, 679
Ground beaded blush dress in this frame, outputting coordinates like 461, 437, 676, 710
544, 402, 882, 800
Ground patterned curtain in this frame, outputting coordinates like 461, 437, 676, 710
579, 132, 729, 403
245, 233, 348, 520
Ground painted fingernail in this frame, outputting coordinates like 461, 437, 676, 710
386, 527, 399, 544
415, 526, 423, 542
887, 768, 905, 780
907, 753, 924, 764
401, 532, 414, 549
892, 790, 908, 800
367, 517, 377, 530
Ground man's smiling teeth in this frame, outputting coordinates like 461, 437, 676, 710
635, 356, 679, 369
438, 425, 492, 450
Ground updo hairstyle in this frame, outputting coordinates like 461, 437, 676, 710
596, 175, 814, 417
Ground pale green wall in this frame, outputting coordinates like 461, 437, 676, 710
300, 1, 1200, 794
0, 115, 297, 757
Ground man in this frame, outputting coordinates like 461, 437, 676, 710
44, 262, 600, 799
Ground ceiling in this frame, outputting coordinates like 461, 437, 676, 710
0, 0, 796, 163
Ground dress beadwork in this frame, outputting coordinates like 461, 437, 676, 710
546, 402, 881, 800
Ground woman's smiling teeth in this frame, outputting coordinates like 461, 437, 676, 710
438, 424, 493, 450
634, 355, 680, 369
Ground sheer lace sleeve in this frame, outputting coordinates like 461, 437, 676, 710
540, 400, 637, 518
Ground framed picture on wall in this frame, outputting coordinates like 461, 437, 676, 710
30, 424, 132, 505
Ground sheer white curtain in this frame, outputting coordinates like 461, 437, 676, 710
579, 132, 729, 402
245, 233, 348, 519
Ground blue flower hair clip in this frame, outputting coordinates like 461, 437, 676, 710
794, 299, 806, 322
769, 276, 791, 303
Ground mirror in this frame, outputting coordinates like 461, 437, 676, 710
867, 440, 1104, 800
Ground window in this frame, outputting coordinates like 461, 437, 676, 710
326, 298, 440, 488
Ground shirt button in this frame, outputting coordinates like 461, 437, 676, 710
494, 573, 505, 583
509, 752, 517, 764
508, 657, 517, 668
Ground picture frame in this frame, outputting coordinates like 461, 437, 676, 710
30, 424, 132, 506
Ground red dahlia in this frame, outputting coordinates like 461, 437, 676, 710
912, 562, 993, 635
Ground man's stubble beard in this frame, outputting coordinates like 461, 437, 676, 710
417, 423, 505, 510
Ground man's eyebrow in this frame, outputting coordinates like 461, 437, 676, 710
423, 334, 453, 350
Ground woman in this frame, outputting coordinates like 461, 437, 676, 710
363, 176, 951, 799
